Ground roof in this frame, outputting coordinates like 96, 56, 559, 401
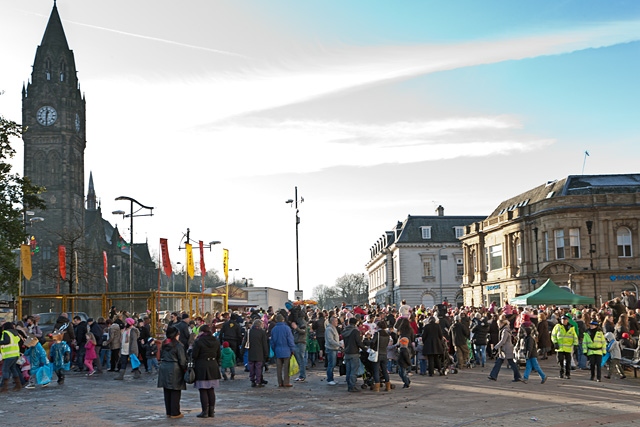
489, 173, 640, 217
395, 215, 486, 244
510, 279, 594, 306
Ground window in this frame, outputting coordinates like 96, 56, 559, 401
617, 227, 632, 257
45, 58, 51, 81
60, 61, 66, 82
456, 260, 464, 276
554, 230, 565, 260
516, 241, 522, 266
421, 226, 432, 239
489, 244, 503, 271
423, 260, 433, 276
569, 228, 581, 258
543, 231, 549, 261
454, 226, 464, 238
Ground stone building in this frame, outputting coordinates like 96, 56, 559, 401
366, 206, 485, 308
460, 174, 640, 308
20, 3, 155, 312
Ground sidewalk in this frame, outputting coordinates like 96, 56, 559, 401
1, 358, 638, 426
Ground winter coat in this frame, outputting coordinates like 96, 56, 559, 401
312, 318, 326, 338
342, 325, 366, 356
293, 325, 307, 345
583, 329, 606, 356
604, 332, 622, 359
121, 326, 139, 356
370, 330, 391, 361
84, 339, 97, 360
494, 325, 516, 360
106, 323, 122, 350
242, 326, 269, 362
421, 321, 444, 356
75, 321, 88, 347
220, 347, 236, 368
157, 339, 187, 390
450, 321, 470, 347
192, 334, 222, 381
470, 318, 489, 346
537, 320, 552, 349
398, 347, 412, 369
325, 324, 341, 351
270, 321, 296, 358
523, 335, 538, 360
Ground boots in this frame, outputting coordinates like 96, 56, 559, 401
208, 406, 215, 418
372, 383, 380, 392
13, 377, 22, 391
196, 407, 209, 418
114, 371, 125, 380
385, 381, 392, 392
0, 381, 8, 393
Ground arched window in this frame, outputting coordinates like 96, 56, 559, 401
422, 294, 435, 309
617, 227, 632, 257
33, 151, 47, 182
59, 60, 66, 82
45, 58, 51, 80
48, 151, 61, 187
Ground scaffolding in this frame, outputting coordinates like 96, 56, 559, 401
17, 290, 228, 337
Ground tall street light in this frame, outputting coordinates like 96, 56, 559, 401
113, 196, 154, 312
178, 228, 220, 313
285, 186, 303, 299
586, 220, 597, 304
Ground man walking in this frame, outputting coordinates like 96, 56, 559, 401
551, 315, 578, 379
325, 316, 341, 385
342, 317, 366, 392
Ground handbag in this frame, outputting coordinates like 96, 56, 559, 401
184, 356, 195, 384
368, 333, 380, 363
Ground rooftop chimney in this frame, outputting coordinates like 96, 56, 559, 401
436, 205, 444, 216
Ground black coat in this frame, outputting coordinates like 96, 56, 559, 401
192, 334, 222, 381
421, 321, 444, 355
450, 321, 470, 347
157, 340, 187, 390
370, 330, 391, 361
241, 326, 269, 363
470, 318, 489, 346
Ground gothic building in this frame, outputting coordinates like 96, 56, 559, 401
21, 3, 155, 311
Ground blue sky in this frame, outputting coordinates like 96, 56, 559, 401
0, 0, 639, 300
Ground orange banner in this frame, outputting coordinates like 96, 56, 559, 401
58, 245, 66, 280
160, 238, 172, 277
199, 241, 206, 276
21, 244, 32, 280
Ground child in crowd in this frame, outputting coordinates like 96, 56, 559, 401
603, 332, 626, 380
49, 328, 71, 385
220, 341, 237, 380
416, 337, 427, 375
145, 337, 159, 373
307, 330, 320, 368
521, 327, 546, 384
24, 335, 50, 389
386, 332, 398, 374
84, 332, 97, 376
397, 337, 412, 389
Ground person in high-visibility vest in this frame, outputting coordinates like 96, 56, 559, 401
551, 315, 578, 379
582, 320, 607, 382
0, 323, 23, 393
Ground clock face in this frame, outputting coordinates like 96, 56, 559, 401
36, 105, 57, 126
75, 113, 81, 132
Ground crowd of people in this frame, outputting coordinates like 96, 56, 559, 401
1, 291, 638, 419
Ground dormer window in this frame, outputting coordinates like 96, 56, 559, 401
421, 226, 432, 239
454, 226, 464, 238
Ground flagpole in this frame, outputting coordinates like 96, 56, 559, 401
582, 150, 589, 175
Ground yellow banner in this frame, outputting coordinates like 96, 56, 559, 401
223, 248, 229, 282
186, 243, 195, 279
21, 244, 32, 280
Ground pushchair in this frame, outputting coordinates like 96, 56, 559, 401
359, 348, 375, 389
466, 339, 477, 369
441, 337, 457, 375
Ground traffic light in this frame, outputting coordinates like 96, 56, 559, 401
30, 235, 39, 255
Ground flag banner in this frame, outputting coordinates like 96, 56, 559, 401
21, 244, 32, 280
186, 243, 195, 279
75, 251, 79, 284
58, 245, 66, 280
160, 238, 172, 277
199, 241, 206, 276
223, 248, 229, 281
103, 251, 108, 280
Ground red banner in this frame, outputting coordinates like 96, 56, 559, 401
199, 241, 206, 276
160, 238, 172, 277
103, 251, 108, 280
58, 245, 66, 280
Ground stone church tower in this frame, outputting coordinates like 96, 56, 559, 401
22, 2, 86, 273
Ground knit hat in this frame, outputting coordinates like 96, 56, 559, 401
125, 317, 135, 326
399, 337, 409, 346
622, 332, 630, 339
223, 341, 230, 348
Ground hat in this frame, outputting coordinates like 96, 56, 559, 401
223, 341, 230, 348
622, 332, 630, 339
24, 334, 39, 348
87, 318, 94, 323
147, 337, 154, 342
399, 337, 410, 346
561, 315, 570, 320
590, 320, 599, 326
125, 318, 135, 326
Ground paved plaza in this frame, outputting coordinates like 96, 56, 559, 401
1, 358, 638, 427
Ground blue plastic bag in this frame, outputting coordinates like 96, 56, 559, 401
35, 364, 52, 385
130, 354, 141, 370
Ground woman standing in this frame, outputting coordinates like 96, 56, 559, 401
537, 312, 552, 360
370, 320, 391, 391
114, 318, 140, 380
158, 326, 187, 419
192, 325, 221, 418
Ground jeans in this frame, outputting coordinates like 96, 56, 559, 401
75, 346, 86, 370
475, 345, 487, 366
489, 357, 521, 380
294, 343, 307, 379
576, 344, 587, 369
249, 361, 264, 384
344, 354, 359, 390
523, 358, 546, 381
100, 347, 111, 368
373, 358, 390, 383
419, 359, 427, 375
1, 356, 20, 384
147, 358, 159, 372
398, 365, 411, 386
326, 349, 338, 382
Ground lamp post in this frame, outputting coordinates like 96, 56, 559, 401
285, 186, 303, 299
532, 227, 540, 274
113, 196, 154, 313
229, 268, 239, 284
586, 220, 597, 303
178, 228, 220, 313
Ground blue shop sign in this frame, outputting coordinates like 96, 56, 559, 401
486, 285, 500, 291
610, 275, 640, 282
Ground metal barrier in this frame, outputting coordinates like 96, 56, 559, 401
18, 291, 228, 337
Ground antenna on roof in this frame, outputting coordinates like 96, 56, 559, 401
582, 150, 590, 175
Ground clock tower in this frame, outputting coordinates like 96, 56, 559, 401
22, 2, 86, 287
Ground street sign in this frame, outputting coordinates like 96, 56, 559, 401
294, 290, 303, 301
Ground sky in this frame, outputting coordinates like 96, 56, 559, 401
1, 0, 639, 300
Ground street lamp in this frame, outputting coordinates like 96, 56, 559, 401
586, 220, 597, 304
113, 196, 154, 312
178, 228, 220, 313
285, 186, 303, 298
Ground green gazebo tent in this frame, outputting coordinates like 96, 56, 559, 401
510, 279, 595, 306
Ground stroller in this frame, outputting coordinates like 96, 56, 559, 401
441, 337, 457, 375
359, 348, 375, 389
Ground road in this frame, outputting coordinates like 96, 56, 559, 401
1, 358, 638, 426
